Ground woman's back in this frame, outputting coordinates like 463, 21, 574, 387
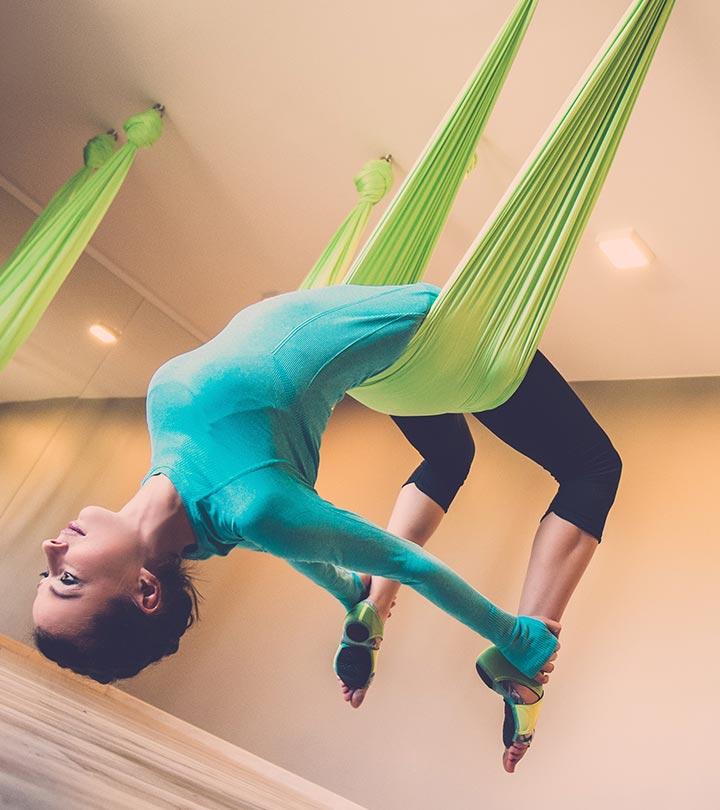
142, 282, 439, 558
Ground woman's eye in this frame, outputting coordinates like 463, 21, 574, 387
37, 571, 80, 585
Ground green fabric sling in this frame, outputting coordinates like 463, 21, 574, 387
343, 0, 538, 289
0, 107, 163, 372
300, 0, 536, 292
341, 0, 675, 415
10, 132, 117, 256
299, 157, 394, 289
300, 147, 479, 292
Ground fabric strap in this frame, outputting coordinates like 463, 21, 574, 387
299, 158, 394, 289
0, 107, 163, 372
343, 0, 538, 288
345, 0, 674, 415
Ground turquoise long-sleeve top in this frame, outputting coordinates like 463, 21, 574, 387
140, 281, 558, 679
142, 283, 440, 600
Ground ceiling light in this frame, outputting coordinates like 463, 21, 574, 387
89, 323, 119, 344
596, 228, 654, 269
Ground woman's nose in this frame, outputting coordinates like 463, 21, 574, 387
42, 537, 68, 556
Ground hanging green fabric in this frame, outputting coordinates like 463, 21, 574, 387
11, 132, 118, 256
341, 0, 538, 287
348, 0, 674, 416
303, 147, 479, 291
299, 157, 393, 289
0, 106, 164, 373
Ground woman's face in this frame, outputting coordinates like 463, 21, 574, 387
32, 505, 145, 636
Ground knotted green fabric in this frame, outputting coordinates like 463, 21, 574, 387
297, 0, 530, 297
346, 0, 674, 415
0, 107, 163, 372
299, 157, 394, 289
343, 0, 538, 288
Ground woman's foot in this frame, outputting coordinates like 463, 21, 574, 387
337, 675, 371, 708
503, 737, 531, 773
501, 621, 559, 774
499, 680, 542, 773
337, 577, 395, 709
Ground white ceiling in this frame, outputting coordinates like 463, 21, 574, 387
1, 0, 718, 403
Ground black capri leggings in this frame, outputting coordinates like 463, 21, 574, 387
390, 350, 622, 542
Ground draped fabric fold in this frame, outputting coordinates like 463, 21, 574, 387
341, 0, 538, 287
299, 157, 393, 290
0, 107, 163, 372
348, 0, 674, 416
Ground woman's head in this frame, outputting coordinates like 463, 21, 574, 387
32, 503, 200, 683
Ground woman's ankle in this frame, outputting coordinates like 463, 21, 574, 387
366, 594, 394, 621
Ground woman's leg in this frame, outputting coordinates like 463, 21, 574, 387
368, 351, 621, 630
367, 413, 474, 617
365, 483, 444, 617
358, 352, 620, 709
517, 514, 599, 622
337, 414, 475, 706
495, 513, 599, 771
338, 481, 448, 707
471, 348, 622, 680
473, 350, 623, 549
471, 349, 621, 769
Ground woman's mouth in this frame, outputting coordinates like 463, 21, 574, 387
65, 522, 85, 536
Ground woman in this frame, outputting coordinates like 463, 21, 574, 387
32, 280, 607, 767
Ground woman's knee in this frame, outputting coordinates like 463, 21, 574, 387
434, 428, 476, 486
393, 413, 476, 510
590, 439, 622, 502
417, 432, 475, 505
606, 443, 623, 494
548, 439, 623, 540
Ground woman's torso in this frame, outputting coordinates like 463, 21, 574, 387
141, 282, 440, 558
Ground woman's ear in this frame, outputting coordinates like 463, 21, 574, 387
134, 568, 162, 615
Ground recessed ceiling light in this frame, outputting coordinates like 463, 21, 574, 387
597, 228, 654, 269
89, 323, 119, 344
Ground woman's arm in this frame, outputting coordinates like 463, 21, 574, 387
362, 481, 445, 617
243, 478, 558, 679
285, 560, 368, 610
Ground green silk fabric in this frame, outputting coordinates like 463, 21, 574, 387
343, 0, 675, 415
343, 0, 538, 289
0, 107, 163, 372
299, 158, 393, 289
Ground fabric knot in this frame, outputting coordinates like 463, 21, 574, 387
83, 132, 116, 168
122, 107, 164, 148
354, 158, 393, 204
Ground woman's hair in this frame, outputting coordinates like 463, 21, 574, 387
33, 555, 201, 684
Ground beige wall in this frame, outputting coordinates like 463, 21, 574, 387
1, 378, 718, 808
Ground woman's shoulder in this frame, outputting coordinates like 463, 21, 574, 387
200, 466, 302, 534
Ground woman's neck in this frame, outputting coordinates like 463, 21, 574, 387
121, 472, 196, 563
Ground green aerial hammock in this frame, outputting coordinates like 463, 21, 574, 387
348, 0, 538, 291
303, 0, 674, 416
299, 157, 394, 290
300, 150, 478, 291
322, 0, 673, 735
0, 105, 164, 373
